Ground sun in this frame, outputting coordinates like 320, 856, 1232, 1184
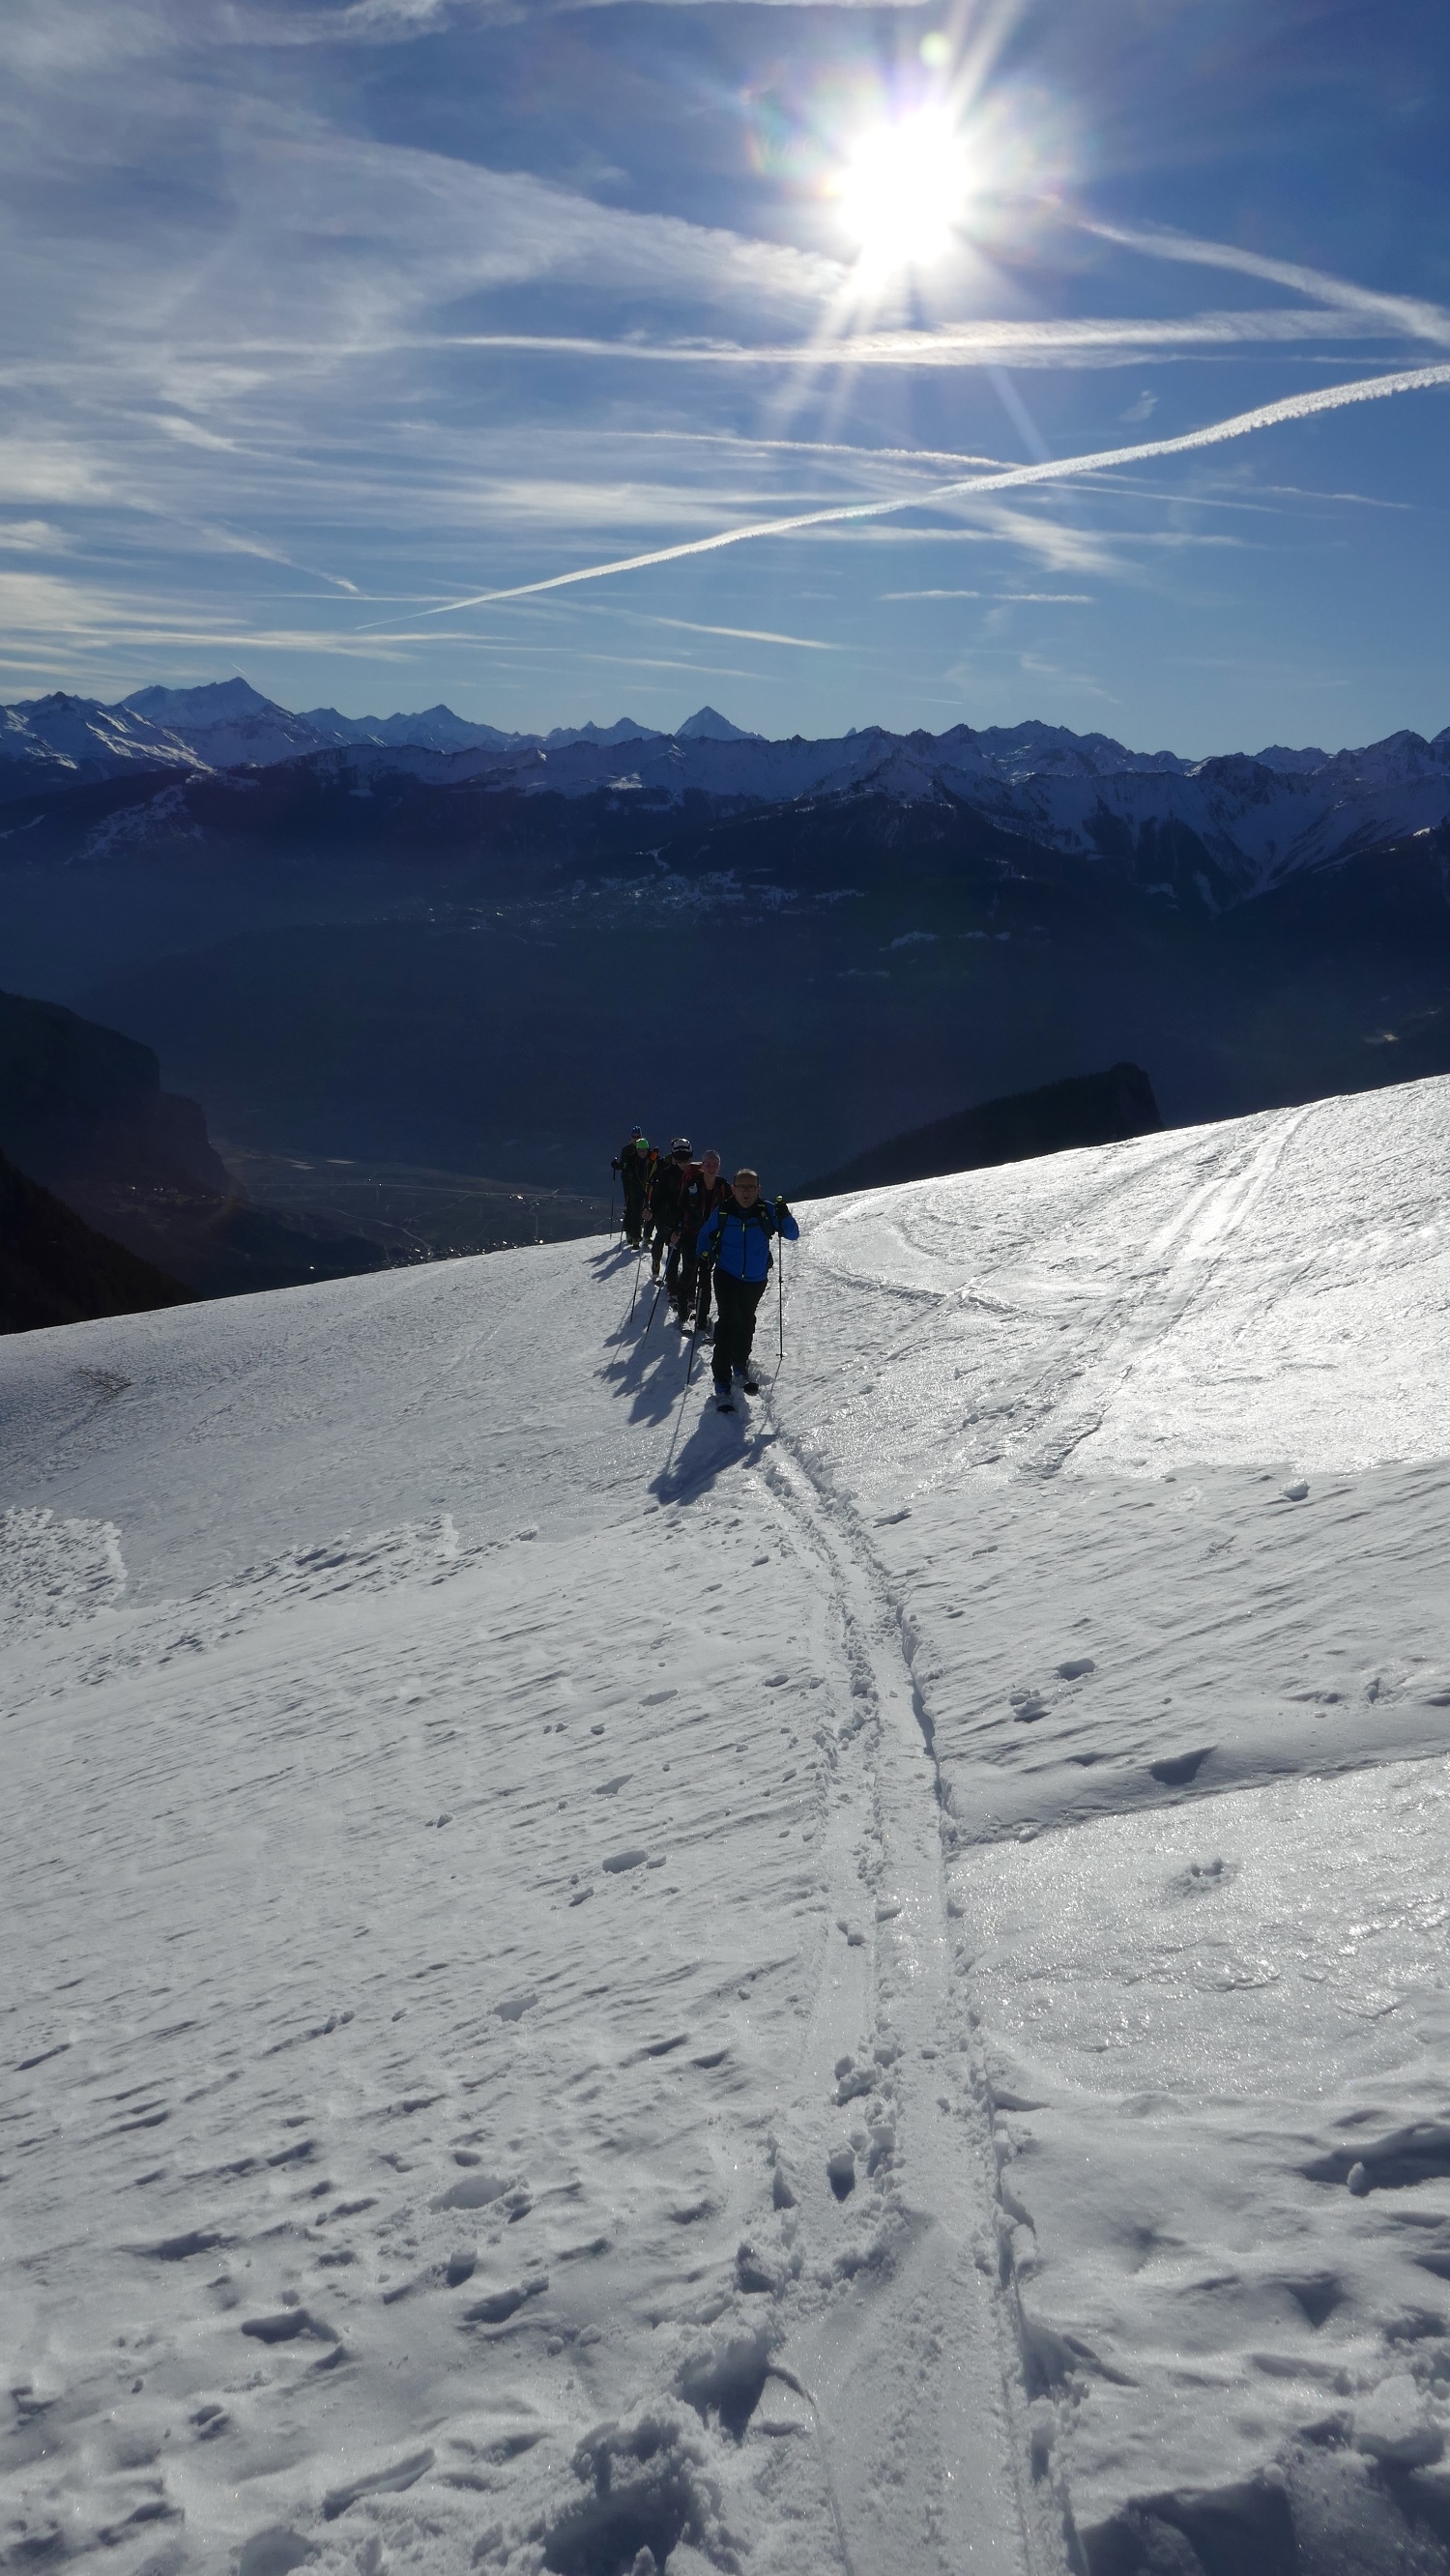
836, 109, 970, 270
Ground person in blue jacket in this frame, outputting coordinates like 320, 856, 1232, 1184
694, 1167, 799, 1411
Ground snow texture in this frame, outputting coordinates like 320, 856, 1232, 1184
4, 1075, 1450, 2576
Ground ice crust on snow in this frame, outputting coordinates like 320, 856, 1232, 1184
3, 1073, 1450, 2574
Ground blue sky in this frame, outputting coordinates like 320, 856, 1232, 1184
1, 0, 1446, 753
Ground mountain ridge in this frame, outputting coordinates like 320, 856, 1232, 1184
6, 678, 1450, 897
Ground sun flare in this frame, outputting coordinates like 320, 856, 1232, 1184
836, 109, 970, 269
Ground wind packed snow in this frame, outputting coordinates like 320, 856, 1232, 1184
4, 1079, 1450, 2576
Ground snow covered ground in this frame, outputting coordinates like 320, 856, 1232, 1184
4, 1077, 1449, 2576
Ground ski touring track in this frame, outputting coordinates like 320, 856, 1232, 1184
749, 1426, 1044, 2576
633, 1250, 1045, 2573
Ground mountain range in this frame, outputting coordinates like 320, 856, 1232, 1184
4, 676, 1450, 893
0, 678, 758, 796
3, 674, 1449, 1195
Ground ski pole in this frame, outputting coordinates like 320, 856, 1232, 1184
690, 1256, 716, 1385
642, 1276, 665, 1340
664, 1302, 704, 1475
777, 1232, 785, 1361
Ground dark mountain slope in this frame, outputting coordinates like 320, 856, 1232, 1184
0, 989, 390, 1300
798, 1064, 1163, 1198
0, 986, 229, 1197
0, 1144, 193, 1334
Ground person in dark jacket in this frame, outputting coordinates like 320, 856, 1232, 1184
613, 1130, 654, 1247
694, 1169, 798, 1409
647, 1138, 694, 1282
673, 1148, 727, 1329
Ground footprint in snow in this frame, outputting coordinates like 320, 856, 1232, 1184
238, 2532, 313, 2576
1150, 1747, 1214, 1788
241, 2309, 336, 2345
462, 2275, 549, 2328
826, 2146, 856, 2202
1168, 1856, 1240, 1898
322, 2447, 435, 2519
433, 2171, 511, 2212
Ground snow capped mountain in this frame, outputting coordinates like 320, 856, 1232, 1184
6, 1074, 1449, 2573
675, 704, 763, 741
119, 679, 332, 770
965, 719, 1192, 780
4, 677, 1449, 898
426, 714, 1450, 892
0, 691, 202, 789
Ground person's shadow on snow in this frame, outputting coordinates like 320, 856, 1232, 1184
591, 1239, 635, 1280
652, 1389, 773, 1500
598, 1298, 693, 1418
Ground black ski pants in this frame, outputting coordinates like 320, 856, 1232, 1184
711, 1268, 766, 1383
676, 1240, 704, 1317
623, 1180, 646, 1245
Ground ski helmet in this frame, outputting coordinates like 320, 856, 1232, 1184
670, 1135, 692, 1158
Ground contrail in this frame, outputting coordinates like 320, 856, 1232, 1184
418, 361, 1450, 616
1079, 217, 1450, 349
436, 305, 1381, 368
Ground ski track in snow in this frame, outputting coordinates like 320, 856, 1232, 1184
3, 1076, 1450, 2576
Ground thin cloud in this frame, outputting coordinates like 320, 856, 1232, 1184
0, 520, 65, 552
1083, 217, 1450, 350
639, 431, 1008, 472
640, 615, 846, 651
238, 0, 935, 27
439, 305, 1399, 372
0, 440, 113, 503
147, 414, 240, 452
418, 362, 1450, 615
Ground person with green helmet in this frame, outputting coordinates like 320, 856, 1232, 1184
612, 1128, 655, 1248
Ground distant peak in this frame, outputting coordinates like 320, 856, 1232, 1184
542, 717, 661, 748
119, 677, 280, 722
675, 706, 762, 742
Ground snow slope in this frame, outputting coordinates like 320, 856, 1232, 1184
119, 684, 333, 775
4, 1077, 1450, 2576
0, 695, 203, 786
